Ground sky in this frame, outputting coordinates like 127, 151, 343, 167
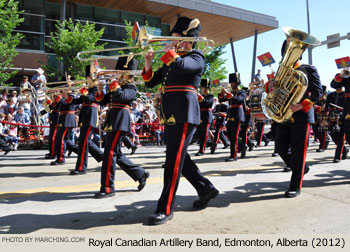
212, 0, 350, 90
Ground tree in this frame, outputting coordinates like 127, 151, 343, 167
45, 18, 106, 81
0, 0, 23, 85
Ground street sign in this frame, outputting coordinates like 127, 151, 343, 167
327, 33, 340, 49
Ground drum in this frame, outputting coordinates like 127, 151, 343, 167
328, 111, 341, 132
317, 112, 329, 132
249, 88, 270, 120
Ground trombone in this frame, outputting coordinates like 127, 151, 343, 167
76, 27, 215, 62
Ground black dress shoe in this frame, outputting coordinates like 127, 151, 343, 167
70, 170, 87, 175
316, 149, 325, 152
193, 188, 219, 209
148, 212, 174, 225
283, 166, 291, 172
241, 148, 246, 159
271, 152, 278, 157
131, 146, 137, 155
284, 189, 300, 198
248, 145, 253, 151
161, 163, 166, 168
255, 144, 260, 148
94, 191, 115, 199
304, 166, 310, 175
195, 152, 204, 156
223, 144, 229, 149
4, 150, 10, 155
51, 161, 65, 165
210, 146, 216, 154
333, 159, 341, 163
225, 157, 237, 162
67, 149, 72, 157
264, 140, 270, 146
138, 171, 150, 191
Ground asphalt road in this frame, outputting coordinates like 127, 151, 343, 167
0, 140, 349, 234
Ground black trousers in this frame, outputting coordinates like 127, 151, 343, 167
318, 129, 330, 150
227, 120, 241, 159
156, 123, 216, 215
239, 121, 249, 150
48, 124, 58, 158
122, 135, 136, 149
0, 137, 11, 152
212, 120, 229, 148
74, 126, 104, 172
197, 122, 210, 153
345, 120, 350, 145
271, 122, 277, 153
329, 121, 348, 160
276, 123, 310, 191
54, 127, 76, 163
256, 122, 268, 145
100, 130, 146, 194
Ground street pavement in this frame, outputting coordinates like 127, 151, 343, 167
0, 140, 349, 234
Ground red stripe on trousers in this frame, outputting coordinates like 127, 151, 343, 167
166, 123, 188, 215
78, 126, 92, 171
299, 123, 310, 189
202, 123, 210, 153
322, 131, 327, 149
105, 130, 121, 194
234, 121, 241, 159
51, 124, 58, 157
245, 125, 249, 144
216, 126, 222, 144
340, 133, 346, 159
59, 128, 68, 163
259, 123, 265, 144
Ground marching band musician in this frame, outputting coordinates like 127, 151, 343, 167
266, 40, 322, 198
254, 119, 270, 147
210, 99, 230, 154
51, 90, 78, 165
41, 94, 61, 159
69, 66, 104, 175
326, 86, 348, 163
238, 87, 252, 159
142, 16, 218, 225
196, 78, 214, 156
314, 85, 329, 152
94, 58, 149, 199
331, 67, 350, 158
219, 73, 246, 162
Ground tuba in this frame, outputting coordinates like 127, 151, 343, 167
263, 27, 320, 123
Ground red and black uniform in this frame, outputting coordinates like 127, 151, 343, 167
269, 63, 322, 193
71, 86, 104, 173
238, 96, 252, 157
41, 96, 61, 159
326, 89, 348, 162
142, 49, 217, 216
314, 94, 330, 152
219, 88, 246, 160
95, 82, 147, 194
53, 95, 77, 164
331, 73, 350, 147
210, 102, 229, 154
197, 92, 214, 154
255, 119, 269, 147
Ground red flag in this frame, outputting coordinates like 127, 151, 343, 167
212, 80, 220, 87
131, 21, 140, 45
257, 52, 275, 66
267, 73, 275, 81
335, 57, 350, 69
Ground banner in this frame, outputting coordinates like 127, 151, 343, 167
335, 56, 350, 69
267, 73, 275, 81
257, 52, 275, 66
212, 80, 220, 87
132, 21, 140, 45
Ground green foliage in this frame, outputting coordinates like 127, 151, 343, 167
0, 0, 24, 85
45, 18, 106, 80
202, 44, 228, 81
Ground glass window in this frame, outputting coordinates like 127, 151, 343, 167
161, 23, 170, 36
17, 33, 43, 51
19, 0, 44, 15
45, 19, 59, 36
17, 14, 43, 33
75, 4, 94, 19
121, 11, 145, 25
146, 16, 161, 28
94, 7, 121, 23
45, 2, 61, 19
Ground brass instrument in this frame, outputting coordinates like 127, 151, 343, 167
341, 67, 350, 78
76, 27, 215, 62
263, 27, 320, 123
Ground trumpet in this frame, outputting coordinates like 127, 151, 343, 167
76, 27, 215, 62
341, 67, 350, 78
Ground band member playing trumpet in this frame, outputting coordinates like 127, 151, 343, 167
196, 79, 214, 156
219, 73, 246, 162
331, 67, 350, 156
94, 58, 149, 199
267, 40, 322, 198
326, 86, 348, 162
210, 99, 230, 154
142, 16, 218, 225
69, 66, 104, 175
51, 90, 78, 165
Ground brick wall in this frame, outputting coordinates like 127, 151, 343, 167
13, 52, 48, 69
